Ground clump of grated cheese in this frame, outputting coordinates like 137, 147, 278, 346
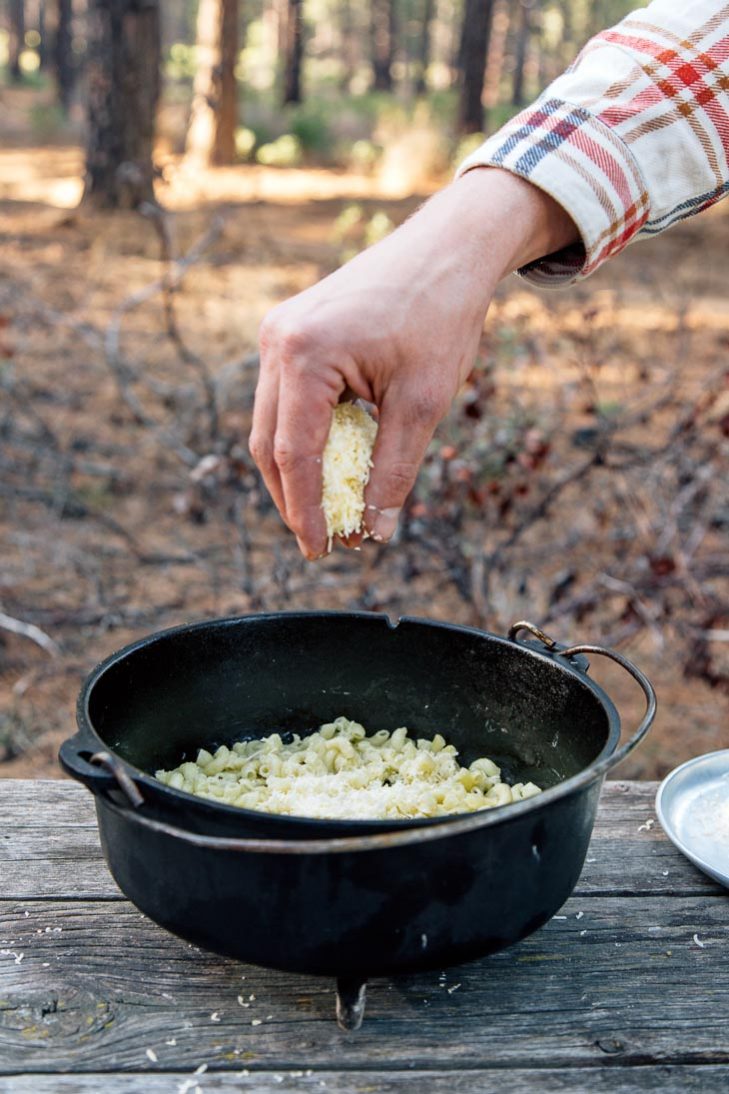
321, 402, 378, 543
155, 716, 542, 821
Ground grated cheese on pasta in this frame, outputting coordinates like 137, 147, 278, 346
321, 403, 378, 543
155, 716, 542, 820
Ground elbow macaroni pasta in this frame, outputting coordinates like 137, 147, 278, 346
155, 716, 542, 820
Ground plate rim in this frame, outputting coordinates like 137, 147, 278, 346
655, 748, 729, 888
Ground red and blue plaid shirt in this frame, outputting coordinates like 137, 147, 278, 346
458, 0, 729, 283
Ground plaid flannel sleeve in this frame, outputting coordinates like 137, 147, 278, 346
456, 0, 729, 285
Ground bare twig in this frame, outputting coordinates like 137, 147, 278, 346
0, 611, 60, 657
140, 202, 221, 440
103, 213, 227, 467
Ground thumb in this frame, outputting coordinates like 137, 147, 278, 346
363, 388, 445, 543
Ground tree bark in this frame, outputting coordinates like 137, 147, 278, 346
415, 0, 434, 96
282, 0, 304, 104
185, 0, 240, 167
37, 0, 47, 69
8, 0, 25, 82
52, 0, 74, 111
370, 0, 395, 92
511, 0, 533, 107
482, 0, 511, 111
457, 0, 495, 134
82, 0, 161, 210
338, 0, 357, 92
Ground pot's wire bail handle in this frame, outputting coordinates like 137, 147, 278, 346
508, 621, 657, 774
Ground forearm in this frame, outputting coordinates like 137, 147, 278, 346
458, 0, 729, 285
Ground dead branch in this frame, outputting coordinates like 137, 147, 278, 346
139, 202, 221, 440
103, 213, 227, 467
0, 611, 60, 657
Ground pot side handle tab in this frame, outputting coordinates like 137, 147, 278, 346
507, 620, 590, 674
507, 622, 657, 774
59, 735, 144, 808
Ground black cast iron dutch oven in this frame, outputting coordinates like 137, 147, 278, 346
59, 612, 656, 1027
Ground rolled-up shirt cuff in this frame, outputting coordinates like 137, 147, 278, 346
456, 97, 650, 286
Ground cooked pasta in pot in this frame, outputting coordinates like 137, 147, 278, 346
155, 716, 542, 820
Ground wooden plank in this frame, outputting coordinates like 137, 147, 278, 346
0, 780, 721, 900
0, 828, 119, 902
0, 896, 727, 1074
3, 1065, 729, 1093
0, 781, 97, 827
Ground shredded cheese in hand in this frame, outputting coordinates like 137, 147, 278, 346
321, 402, 377, 544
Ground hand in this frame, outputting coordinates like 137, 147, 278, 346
249, 167, 578, 559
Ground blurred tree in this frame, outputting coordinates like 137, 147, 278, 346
483, 0, 511, 110
7, 0, 25, 82
36, 0, 47, 69
511, 0, 535, 106
415, 0, 434, 95
457, 0, 495, 133
338, 0, 357, 91
185, 0, 239, 166
370, 0, 395, 91
282, 0, 304, 104
51, 0, 74, 111
82, 0, 160, 208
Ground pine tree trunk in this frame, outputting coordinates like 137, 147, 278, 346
52, 0, 74, 112
482, 0, 511, 111
338, 0, 357, 92
8, 0, 25, 82
370, 0, 394, 92
415, 0, 434, 96
82, 0, 161, 209
37, 0, 47, 69
282, 0, 304, 104
457, 0, 495, 133
185, 0, 240, 167
511, 0, 533, 107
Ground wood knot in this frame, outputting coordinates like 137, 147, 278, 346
596, 1037, 625, 1055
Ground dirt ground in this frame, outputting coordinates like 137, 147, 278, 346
1, 91, 727, 783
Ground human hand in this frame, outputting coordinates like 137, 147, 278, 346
250, 167, 578, 559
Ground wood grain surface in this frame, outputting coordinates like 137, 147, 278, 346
1, 779, 727, 1093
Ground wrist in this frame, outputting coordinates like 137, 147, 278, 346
450, 166, 580, 280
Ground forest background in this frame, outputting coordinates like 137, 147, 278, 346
0, 0, 727, 779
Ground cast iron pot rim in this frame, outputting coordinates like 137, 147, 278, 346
74, 609, 626, 840
94, 760, 605, 855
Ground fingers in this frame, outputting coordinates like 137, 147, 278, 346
274, 364, 337, 560
364, 385, 447, 543
249, 363, 286, 519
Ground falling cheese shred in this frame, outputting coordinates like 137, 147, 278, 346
321, 402, 378, 543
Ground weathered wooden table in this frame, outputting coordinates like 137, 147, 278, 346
1, 779, 727, 1093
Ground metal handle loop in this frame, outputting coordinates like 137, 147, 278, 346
555, 644, 657, 773
90, 751, 145, 808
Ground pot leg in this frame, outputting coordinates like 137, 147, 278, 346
335, 976, 368, 1030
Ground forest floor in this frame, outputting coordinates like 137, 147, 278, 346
1, 87, 727, 781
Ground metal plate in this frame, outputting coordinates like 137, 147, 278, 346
656, 750, 729, 889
